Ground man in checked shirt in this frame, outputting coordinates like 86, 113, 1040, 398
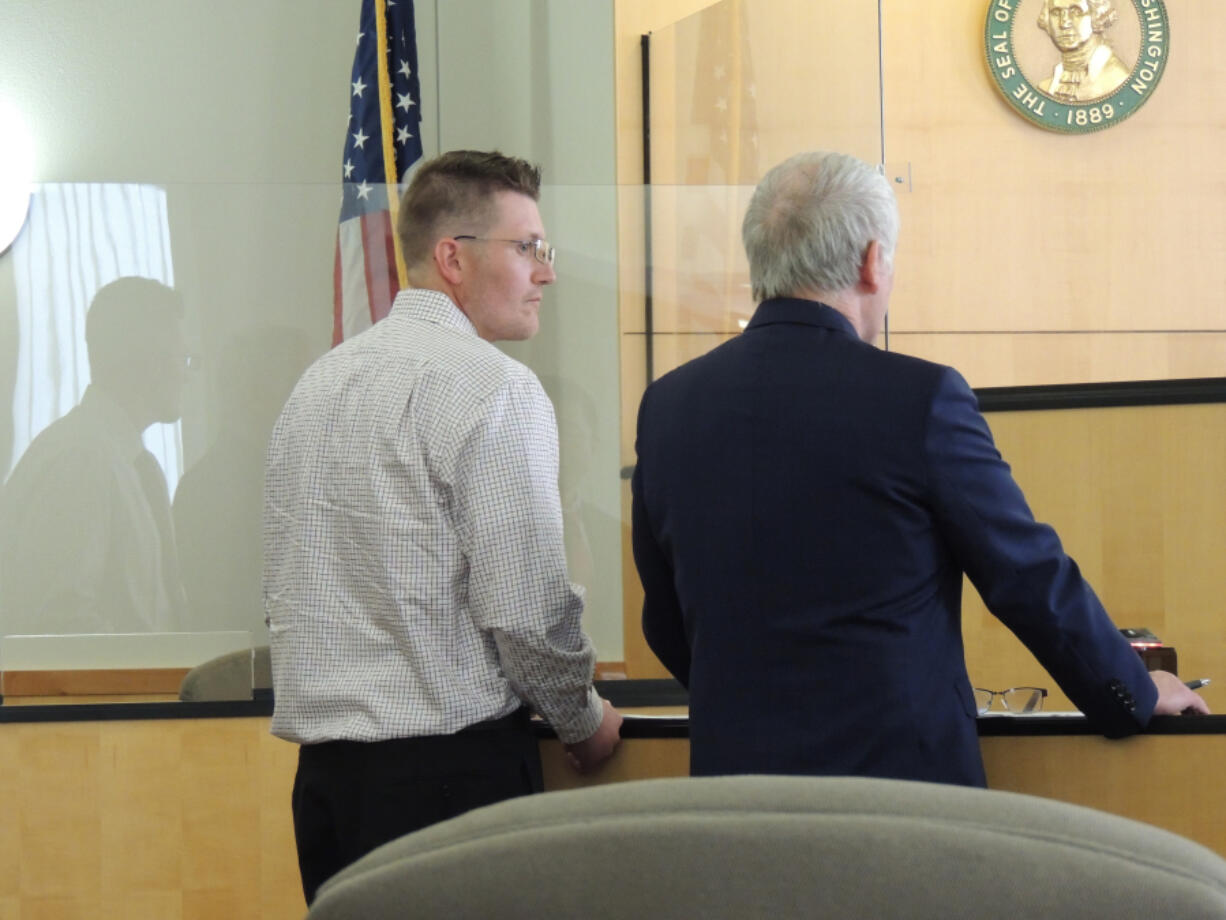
264, 149, 623, 905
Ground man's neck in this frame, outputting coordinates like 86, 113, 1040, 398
787, 288, 872, 342
404, 273, 464, 314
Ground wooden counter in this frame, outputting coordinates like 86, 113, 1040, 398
1, 697, 1221, 919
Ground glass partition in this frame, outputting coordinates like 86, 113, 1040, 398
0, 178, 625, 701
2, 0, 1225, 701
0, 631, 254, 702
632, 0, 1226, 395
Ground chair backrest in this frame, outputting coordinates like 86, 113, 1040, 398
177, 644, 271, 701
306, 774, 1226, 919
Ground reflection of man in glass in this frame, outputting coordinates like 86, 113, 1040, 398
1038, 0, 1130, 102
173, 325, 314, 640
0, 277, 190, 635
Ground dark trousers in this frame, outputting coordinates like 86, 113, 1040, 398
291, 709, 543, 905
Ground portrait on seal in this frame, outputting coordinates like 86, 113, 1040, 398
1036, 0, 1131, 102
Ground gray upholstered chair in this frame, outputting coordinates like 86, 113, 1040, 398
177, 644, 271, 701
304, 774, 1226, 919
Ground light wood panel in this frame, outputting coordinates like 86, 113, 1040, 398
619, 479, 662, 677
981, 733, 1226, 858
614, 0, 724, 186
639, 184, 755, 336
0, 717, 303, 920
546, 726, 1226, 863
542, 727, 1226, 860
614, 0, 1226, 675
891, 332, 1226, 390
965, 401, 1226, 711
643, 0, 882, 188
880, 0, 1226, 379
4, 712, 1226, 918
1, 669, 189, 698
541, 734, 689, 791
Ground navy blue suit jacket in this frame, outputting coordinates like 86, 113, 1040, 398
631, 298, 1156, 786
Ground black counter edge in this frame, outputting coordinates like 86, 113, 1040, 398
0, 696, 275, 723
0, 683, 685, 726
596, 678, 689, 707
616, 377, 1226, 478
5, 685, 1223, 738
976, 376, 1226, 413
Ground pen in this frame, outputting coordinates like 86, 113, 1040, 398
1185, 679, 1211, 691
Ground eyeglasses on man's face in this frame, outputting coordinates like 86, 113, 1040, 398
453, 235, 556, 267
973, 686, 1048, 715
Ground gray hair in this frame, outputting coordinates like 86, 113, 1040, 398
742, 151, 899, 302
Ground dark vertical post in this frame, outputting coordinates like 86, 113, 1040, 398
641, 32, 654, 385
876, 0, 890, 352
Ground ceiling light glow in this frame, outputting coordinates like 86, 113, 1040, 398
0, 99, 35, 254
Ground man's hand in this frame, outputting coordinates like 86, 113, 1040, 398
564, 698, 623, 773
1150, 670, 1211, 715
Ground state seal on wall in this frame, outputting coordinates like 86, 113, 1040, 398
984, 0, 1169, 133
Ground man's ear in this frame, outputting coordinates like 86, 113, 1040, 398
858, 240, 885, 294
434, 237, 464, 285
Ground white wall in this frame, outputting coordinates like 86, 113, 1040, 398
0, 0, 624, 665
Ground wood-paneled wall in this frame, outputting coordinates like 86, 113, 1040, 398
545, 729, 1226, 861
963, 401, 1226, 712
4, 714, 1222, 919
617, 0, 1226, 395
0, 717, 303, 920
614, 0, 1226, 679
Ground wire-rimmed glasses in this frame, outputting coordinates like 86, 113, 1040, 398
973, 686, 1048, 715
453, 235, 556, 266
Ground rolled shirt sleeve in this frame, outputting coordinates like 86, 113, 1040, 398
453, 374, 603, 744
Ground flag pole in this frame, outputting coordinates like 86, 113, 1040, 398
374, 0, 409, 289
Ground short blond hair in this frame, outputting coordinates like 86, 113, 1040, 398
396, 150, 541, 269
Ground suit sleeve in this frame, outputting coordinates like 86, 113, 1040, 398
631, 387, 692, 687
924, 368, 1156, 736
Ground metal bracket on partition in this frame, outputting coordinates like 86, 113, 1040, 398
884, 161, 912, 193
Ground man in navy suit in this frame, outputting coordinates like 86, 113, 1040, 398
631, 150, 1207, 787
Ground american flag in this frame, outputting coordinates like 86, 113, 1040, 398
333, 0, 423, 344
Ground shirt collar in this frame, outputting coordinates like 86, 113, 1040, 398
744, 297, 861, 341
390, 287, 480, 338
